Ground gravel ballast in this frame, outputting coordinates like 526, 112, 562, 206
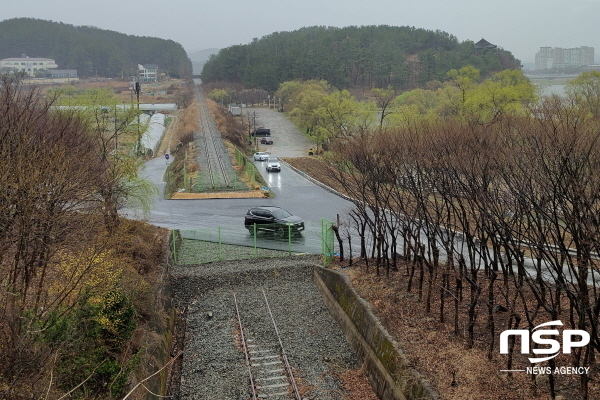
169, 256, 369, 399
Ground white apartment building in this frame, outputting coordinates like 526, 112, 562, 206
535, 47, 553, 70
0, 57, 58, 75
534, 46, 595, 70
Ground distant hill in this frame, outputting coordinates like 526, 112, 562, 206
200, 25, 521, 91
187, 48, 219, 75
0, 18, 192, 79
188, 48, 220, 64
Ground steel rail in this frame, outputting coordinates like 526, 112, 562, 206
234, 292, 258, 400
261, 289, 302, 400
197, 92, 231, 188
208, 127, 230, 187
203, 100, 229, 187
201, 112, 216, 188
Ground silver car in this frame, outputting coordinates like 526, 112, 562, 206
266, 157, 281, 172
253, 152, 269, 161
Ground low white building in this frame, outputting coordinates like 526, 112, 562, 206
0, 57, 58, 76
138, 64, 158, 82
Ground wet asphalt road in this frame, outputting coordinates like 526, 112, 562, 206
245, 107, 312, 158
140, 106, 354, 254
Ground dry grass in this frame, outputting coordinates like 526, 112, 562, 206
172, 100, 199, 148
284, 156, 346, 193
72, 78, 187, 104
205, 96, 250, 151
332, 261, 600, 400
170, 190, 266, 199
339, 367, 380, 400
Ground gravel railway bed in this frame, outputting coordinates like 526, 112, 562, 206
195, 86, 237, 190
169, 256, 364, 400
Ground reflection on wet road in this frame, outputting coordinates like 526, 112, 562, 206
265, 170, 282, 190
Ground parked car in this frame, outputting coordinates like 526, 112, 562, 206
266, 157, 281, 172
252, 127, 271, 137
253, 152, 269, 161
244, 206, 305, 237
260, 137, 274, 145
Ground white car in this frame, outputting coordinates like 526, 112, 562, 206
266, 157, 281, 172
253, 152, 269, 161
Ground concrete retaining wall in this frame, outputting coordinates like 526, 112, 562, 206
313, 266, 437, 400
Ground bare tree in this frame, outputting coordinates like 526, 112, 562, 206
0, 75, 111, 392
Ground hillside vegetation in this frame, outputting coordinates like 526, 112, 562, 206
0, 18, 192, 78
0, 74, 171, 399
200, 25, 520, 90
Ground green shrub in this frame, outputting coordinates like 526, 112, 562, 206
43, 288, 138, 398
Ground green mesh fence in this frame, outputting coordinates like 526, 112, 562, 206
235, 147, 260, 188
171, 220, 336, 265
172, 224, 307, 265
170, 229, 183, 264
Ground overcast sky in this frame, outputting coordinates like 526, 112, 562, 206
3, 0, 600, 64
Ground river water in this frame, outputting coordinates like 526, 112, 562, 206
525, 73, 577, 98
538, 84, 566, 97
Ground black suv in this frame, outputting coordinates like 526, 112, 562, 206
244, 206, 305, 236
252, 127, 271, 137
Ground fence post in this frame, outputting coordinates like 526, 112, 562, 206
288, 223, 292, 255
322, 219, 325, 266
253, 223, 257, 258
171, 230, 175, 264
171, 229, 178, 265
218, 226, 222, 261
183, 149, 187, 190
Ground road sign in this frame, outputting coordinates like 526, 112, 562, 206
165, 154, 170, 160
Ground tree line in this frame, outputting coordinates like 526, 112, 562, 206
250, 66, 531, 152
0, 18, 192, 78
317, 71, 600, 399
200, 25, 520, 91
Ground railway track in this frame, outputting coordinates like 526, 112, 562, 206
234, 290, 303, 400
195, 87, 234, 190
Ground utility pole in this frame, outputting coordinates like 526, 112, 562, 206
253, 111, 258, 152
132, 76, 142, 156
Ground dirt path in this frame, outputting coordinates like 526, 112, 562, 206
157, 112, 178, 156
